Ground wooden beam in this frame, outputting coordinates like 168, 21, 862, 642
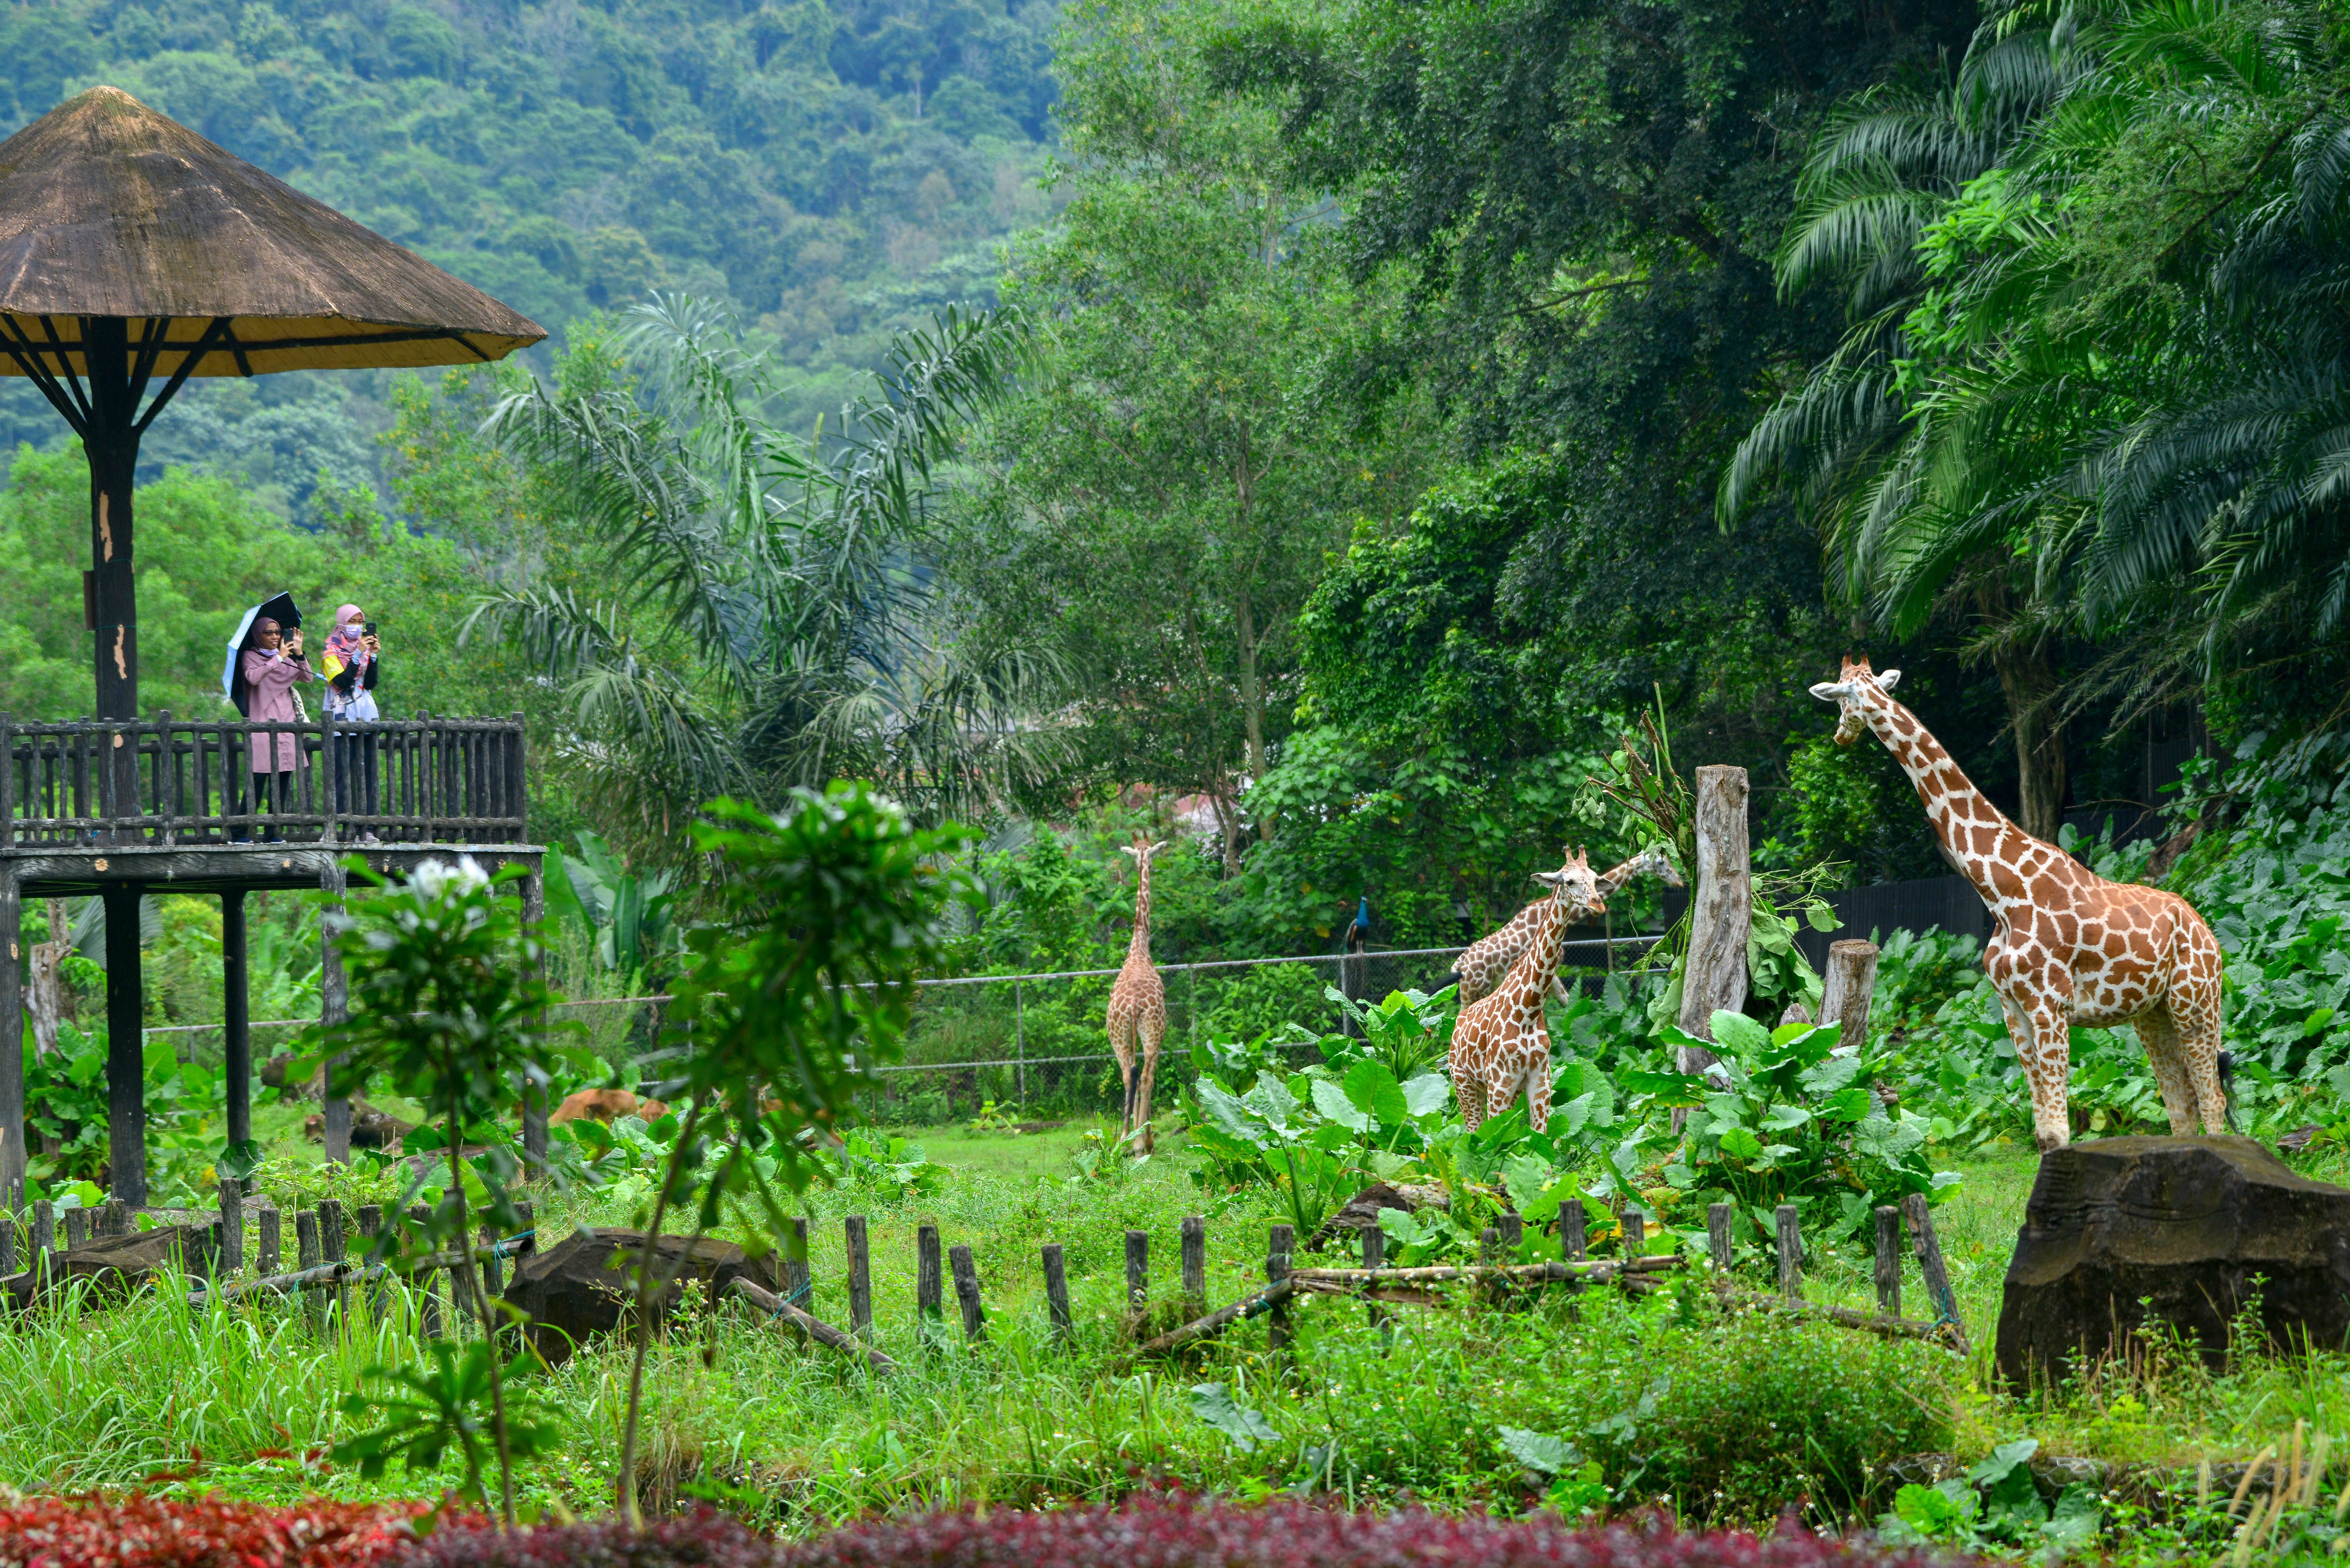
0, 867, 21, 1207
102, 886, 144, 1204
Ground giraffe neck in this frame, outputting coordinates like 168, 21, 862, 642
1862, 692, 2034, 904
1128, 858, 1153, 958
1494, 892, 1565, 1010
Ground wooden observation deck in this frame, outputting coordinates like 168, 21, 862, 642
0, 710, 546, 1209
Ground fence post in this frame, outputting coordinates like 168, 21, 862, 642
948, 1245, 986, 1344
0, 1216, 15, 1278
1622, 1208, 1644, 1258
1124, 1229, 1148, 1327
783, 1216, 810, 1307
257, 1205, 280, 1275
1873, 1205, 1902, 1318
1677, 766, 1752, 1085
845, 1215, 873, 1341
295, 1210, 322, 1330
1266, 1224, 1293, 1353
1901, 1192, 1968, 1351
318, 860, 350, 1165
1775, 1204, 1803, 1303
30, 1200, 51, 1279
1823, 939, 1881, 1055
917, 1223, 943, 1339
1042, 1242, 1072, 1347
218, 1181, 244, 1275
64, 1207, 87, 1250
408, 1204, 442, 1338
1180, 1215, 1206, 1317
1706, 1202, 1733, 1272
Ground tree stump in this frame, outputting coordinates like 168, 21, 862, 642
5, 1223, 217, 1308
502, 1228, 779, 1366
1996, 1136, 2350, 1387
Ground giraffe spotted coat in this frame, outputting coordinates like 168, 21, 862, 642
1812, 657, 2228, 1150
1104, 834, 1169, 1149
1447, 850, 1608, 1132
1446, 845, 1679, 1006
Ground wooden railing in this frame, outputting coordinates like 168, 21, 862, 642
0, 711, 529, 848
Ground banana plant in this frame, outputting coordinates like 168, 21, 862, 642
546, 830, 678, 986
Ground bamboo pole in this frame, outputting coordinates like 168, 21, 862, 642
730, 1276, 896, 1374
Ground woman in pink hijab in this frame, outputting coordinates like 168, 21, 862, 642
320, 603, 383, 841
238, 615, 314, 843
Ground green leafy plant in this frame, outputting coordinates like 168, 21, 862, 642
332, 1340, 559, 1511
546, 830, 680, 988
1876, 1438, 2101, 1558
314, 853, 578, 1525
613, 784, 973, 1521
823, 1130, 948, 1199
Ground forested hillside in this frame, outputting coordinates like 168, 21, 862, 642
0, 0, 1058, 513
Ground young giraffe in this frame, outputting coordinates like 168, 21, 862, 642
1812, 656, 2227, 1150
1104, 833, 1170, 1150
1447, 850, 1609, 1133
1445, 844, 1680, 1006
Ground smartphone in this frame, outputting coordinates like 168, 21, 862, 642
364, 621, 377, 637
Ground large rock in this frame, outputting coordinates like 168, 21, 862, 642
4, 1223, 217, 1309
502, 1227, 779, 1366
1996, 1135, 2350, 1386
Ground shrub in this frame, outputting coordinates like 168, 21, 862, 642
0, 1495, 430, 1568
400, 1510, 780, 1568
779, 1495, 1975, 1568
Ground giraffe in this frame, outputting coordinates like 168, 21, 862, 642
1444, 844, 1680, 1006
1447, 850, 1609, 1132
1105, 832, 1170, 1151
1810, 656, 2227, 1150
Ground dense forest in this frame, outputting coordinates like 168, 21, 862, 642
2, 0, 2344, 968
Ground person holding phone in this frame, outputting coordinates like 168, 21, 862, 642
238, 615, 314, 844
319, 603, 383, 842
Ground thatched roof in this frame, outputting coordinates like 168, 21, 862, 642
0, 86, 544, 378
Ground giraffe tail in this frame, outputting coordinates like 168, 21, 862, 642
2217, 1049, 2240, 1132
1439, 970, 1464, 994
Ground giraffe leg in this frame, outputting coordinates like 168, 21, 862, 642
2168, 935, 2229, 1134
2016, 988, 2076, 1152
1136, 1010, 1166, 1153
1106, 1008, 1138, 1137
1455, 1065, 1487, 1133
1525, 1048, 1553, 1134
2132, 1007, 2198, 1136
1488, 1066, 1523, 1126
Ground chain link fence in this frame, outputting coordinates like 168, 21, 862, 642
135, 935, 1668, 1124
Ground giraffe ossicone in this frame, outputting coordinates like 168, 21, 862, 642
1811, 655, 2227, 1152
1445, 844, 1679, 1007
1447, 849, 1609, 1133
1105, 832, 1171, 1153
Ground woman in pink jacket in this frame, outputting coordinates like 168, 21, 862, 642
239, 616, 315, 843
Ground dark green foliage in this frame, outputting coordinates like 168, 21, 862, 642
333, 1342, 560, 1514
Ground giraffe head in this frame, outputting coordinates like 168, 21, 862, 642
1119, 834, 1169, 864
1535, 847, 1607, 921
1809, 655, 1902, 746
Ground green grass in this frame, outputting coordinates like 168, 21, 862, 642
11, 1118, 2350, 1562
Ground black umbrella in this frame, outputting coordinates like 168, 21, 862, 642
222, 590, 303, 716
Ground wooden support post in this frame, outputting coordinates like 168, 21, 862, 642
1499, 1209, 1524, 1254
409, 1204, 442, 1338
1623, 1209, 1645, 1257
102, 887, 147, 1204
218, 1181, 244, 1275
916, 1223, 942, 1334
101, 1196, 127, 1237
479, 1218, 504, 1298
783, 1216, 809, 1306
63, 1207, 87, 1250
221, 889, 249, 1159
1180, 1214, 1206, 1316
845, 1215, 873, 1341
356, 1203, 385, 1318
948, 1244, 985, 1344
318, 1200, 346, 1264
1266, 1223, 1293, 1353
1873, 1205, 1902, 1318
1559, 1196, 1586, 1317
257, 1205, 280, 1275
1822, 939, 1881, 1054
0, 868, 21, 1210
0, 1217, 15, 1278
1362, 1222, 1389, 1343
1707, 1202, 1733, 1271
318, 861, 350, 1165
1042, 1242, 1071, 1346
1479, 1224, 1500, 1308
1775, 1204, 1802, 1303
1677, 766, 1751, 1083
1124, 1229, 1148, 1323
1901, 1192, 1968, 1352
30, 1199, 51, 1275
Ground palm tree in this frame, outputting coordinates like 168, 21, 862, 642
467, 296, 1064, 851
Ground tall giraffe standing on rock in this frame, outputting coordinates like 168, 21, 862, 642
1445, 844, 1680, 1006
1448, 850, 1609, 1132
1812, 656, 2227, 1149
1105, 833, 1170, 1151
